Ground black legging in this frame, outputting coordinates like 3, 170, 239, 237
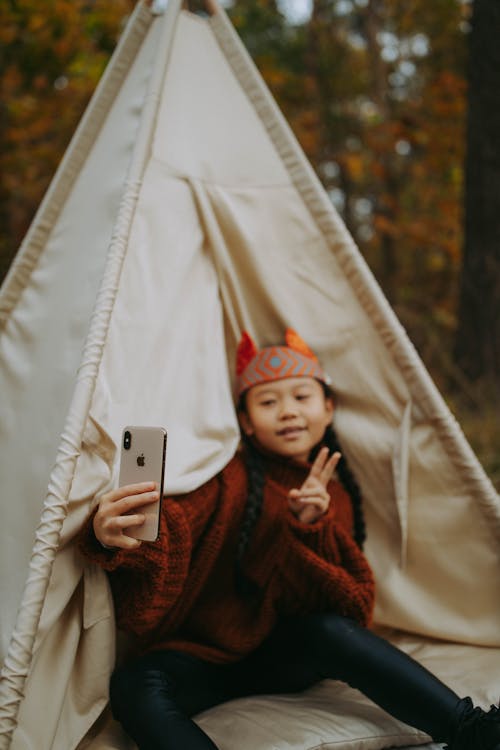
110, 614, 463, 750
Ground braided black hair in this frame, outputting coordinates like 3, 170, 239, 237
234, 433, 265, 596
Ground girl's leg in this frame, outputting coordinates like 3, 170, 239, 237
289, 614, 460, 742
110, 650, 234, 750
246, 614, 483, 746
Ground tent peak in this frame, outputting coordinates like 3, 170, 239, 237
150, 0, 168, 14
149, 0, 220, 15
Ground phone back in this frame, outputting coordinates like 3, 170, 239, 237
118, 426, 167, 542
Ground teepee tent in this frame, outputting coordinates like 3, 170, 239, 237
1, 1, 499, 749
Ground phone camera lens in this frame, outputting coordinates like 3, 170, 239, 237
124, 430, 131, 450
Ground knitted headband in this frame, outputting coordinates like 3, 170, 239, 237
235, 328, 331, 398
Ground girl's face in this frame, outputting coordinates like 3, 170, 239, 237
239, 376, 334, 462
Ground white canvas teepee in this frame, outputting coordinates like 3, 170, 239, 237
1, 2, 499, 749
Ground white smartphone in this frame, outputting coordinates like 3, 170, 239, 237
118, 425, 167, 542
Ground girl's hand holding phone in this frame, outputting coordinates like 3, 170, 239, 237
288, 448, 341, 524
93, 482, 159, 550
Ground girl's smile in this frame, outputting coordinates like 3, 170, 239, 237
239, 377, 334, 462
277, 426, 304, 435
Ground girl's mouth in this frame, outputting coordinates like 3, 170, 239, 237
277, 426, 304, 436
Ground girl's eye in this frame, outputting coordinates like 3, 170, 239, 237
296, 394, 309, 401
260, 399, 276, 407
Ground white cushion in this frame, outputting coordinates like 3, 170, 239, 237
196, 680, 430, 750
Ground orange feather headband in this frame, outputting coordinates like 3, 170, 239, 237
235, 328, 331, 398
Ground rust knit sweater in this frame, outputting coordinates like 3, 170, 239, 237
79, 450, 375, 664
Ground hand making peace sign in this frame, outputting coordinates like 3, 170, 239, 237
288, 447, 341, 524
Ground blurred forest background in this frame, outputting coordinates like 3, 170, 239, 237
1, 0, 498, 489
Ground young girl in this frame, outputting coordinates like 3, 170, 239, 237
80, 329, 500, 750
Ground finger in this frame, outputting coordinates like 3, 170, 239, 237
293, 487, 329, 501
288, 494, 307, 516
290, 482, 328, 497
102, 482, 158, 505
289, 487, 327, 504
298, 504, 327, 524
110, 535, 143, 551
288, 495, 328, 522
123, 537, 143, 549
308, 446, 330, 478
115, 490, 159, 515
319, 451, 341, 485
298, 498, 329, 514
115, 514, 146, 529
290, 488, 329, 512
97, 513, 131, 538
100, 516, 145, 548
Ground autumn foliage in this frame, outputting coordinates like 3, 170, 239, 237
0, 0, 135, 280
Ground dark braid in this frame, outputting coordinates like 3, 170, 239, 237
235, 433, 266, 596
314, 423, 367, 549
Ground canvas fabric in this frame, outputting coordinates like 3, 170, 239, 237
0, 3, 499, 750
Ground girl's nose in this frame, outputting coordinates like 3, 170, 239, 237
279, 398, 298, 417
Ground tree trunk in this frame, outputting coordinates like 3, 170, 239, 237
363, 0, 398, 304
455, 0, 500, 385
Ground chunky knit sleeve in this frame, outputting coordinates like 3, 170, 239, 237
276, 483, 375, 626
78, 473, 222, 637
